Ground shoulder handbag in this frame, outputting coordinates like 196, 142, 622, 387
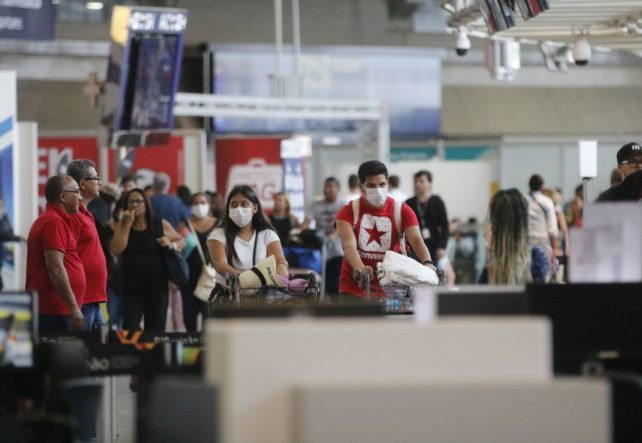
188, 220, 217, 302
156, 218, 190, 286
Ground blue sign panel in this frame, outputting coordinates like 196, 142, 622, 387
0, 0, 55, 41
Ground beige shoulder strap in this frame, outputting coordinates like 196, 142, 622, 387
394, 199, 407, 256
351, 198, 360, 229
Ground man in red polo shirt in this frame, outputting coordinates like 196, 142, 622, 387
26, 175, 85, 332
336, 160, 436, 299
67, 159, 108, 331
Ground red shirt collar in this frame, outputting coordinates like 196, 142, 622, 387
45, 203, 72, 221
78, 204, 91, 216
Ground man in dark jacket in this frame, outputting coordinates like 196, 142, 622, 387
597, 169, 642, 202
405, 170, 450, 266
598, 142, 642, 201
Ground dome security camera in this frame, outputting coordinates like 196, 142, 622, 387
572, 38, 591, 66
456, 27, 471, 56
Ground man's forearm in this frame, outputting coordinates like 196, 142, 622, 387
47, 263, 80, 313
409, 236, 432, 263
550, 236, 560, 255
344, 246, 365, 270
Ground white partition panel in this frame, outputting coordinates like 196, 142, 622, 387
293, 380, 609, 443
206, 317, 551, 443
13, 122, 39, 288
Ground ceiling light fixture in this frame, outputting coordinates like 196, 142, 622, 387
85, 2, 104, 10
456, 26, 471, 56
572, 37, 591, 66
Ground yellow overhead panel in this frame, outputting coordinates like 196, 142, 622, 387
110, 5, 132, 47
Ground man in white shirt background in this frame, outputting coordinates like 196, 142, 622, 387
525, 174, 559, 258
388, 175, 409, 202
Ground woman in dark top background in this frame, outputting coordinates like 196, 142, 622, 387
176, 184, 193, 221
181, 192, 217, 332
98, 198, 125, 328
269, 192, 300, 244
110, 189, 184, 331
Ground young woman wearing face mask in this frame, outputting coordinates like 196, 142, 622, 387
179, 192, 217, 331
335, 160, 436, 300
207, 185, 288, 284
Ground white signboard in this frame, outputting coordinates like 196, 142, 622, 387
569, 203, 642, 282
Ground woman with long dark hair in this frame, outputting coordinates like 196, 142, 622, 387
110, 188, 184, 331
207, 185, 288, 283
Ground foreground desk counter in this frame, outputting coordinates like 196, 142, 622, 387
205, 317, 609, 443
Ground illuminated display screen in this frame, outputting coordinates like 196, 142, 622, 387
103, 6, 186, 132
128, 34, 181, 130
211, 47, 442, 140
0, 293, 35, 368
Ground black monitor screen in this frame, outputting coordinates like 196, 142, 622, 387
436, 285, 527, 316
0, 292, 36, 368
122, 33, 181, 130
527, 283, 642, 370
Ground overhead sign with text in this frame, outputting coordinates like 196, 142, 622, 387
0, 0, 55, 40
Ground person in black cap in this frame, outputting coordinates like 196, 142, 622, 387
616, 142, 642, 178
597, 142, 642, 201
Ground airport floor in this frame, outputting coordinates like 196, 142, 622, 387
103, 375, 136, 443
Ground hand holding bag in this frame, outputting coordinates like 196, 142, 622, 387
156, 219, 190, 286
188, 220, 217, 302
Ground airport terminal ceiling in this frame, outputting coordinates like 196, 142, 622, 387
5, 0, 642, 136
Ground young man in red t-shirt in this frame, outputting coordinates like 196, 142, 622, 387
67, 159, 108, 331
336, 160, 436, 299
26, 175, 86, 332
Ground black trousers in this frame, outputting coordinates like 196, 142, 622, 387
181, 285, 206, 332
122, 276, 169, 331
325, 256, 343, 296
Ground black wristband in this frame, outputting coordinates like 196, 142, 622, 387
422, 260, 434, 266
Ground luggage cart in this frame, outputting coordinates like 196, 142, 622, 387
353, 270, 414, 314
212, 272, 321, 307
353, 268, 445, 314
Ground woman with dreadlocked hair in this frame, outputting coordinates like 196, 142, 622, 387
479, 189, 533, 284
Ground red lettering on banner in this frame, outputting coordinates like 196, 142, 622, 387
106, 136, 184, 193
38, 137, 100, 214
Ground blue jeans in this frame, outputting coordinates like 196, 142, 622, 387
107, 287, 123, 329
81, 302, 104, 331
39, 314, 71, 334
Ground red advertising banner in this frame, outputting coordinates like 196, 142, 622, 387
108, 136, 184, 193
215, 137, 283, 210
38, 136, 100, 213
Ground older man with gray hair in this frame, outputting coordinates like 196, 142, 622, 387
66, 159, 108, 330
150, 172, 188, 228
26, 175, 85, 332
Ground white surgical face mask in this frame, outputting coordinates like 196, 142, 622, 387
229, 207, 253, 227
192, 203, 210, 219
365, 187, 388, 207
